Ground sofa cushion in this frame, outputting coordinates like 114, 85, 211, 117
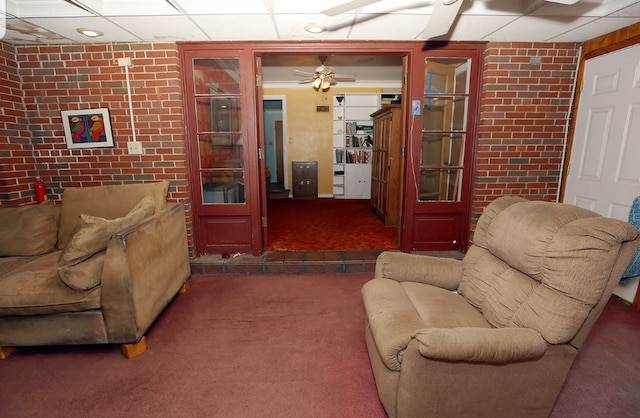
0, 201, 59, 256
57, 181, 168, 249
0, 257, 34, 276
59, 195, 155, 268
0, 251, 101, 316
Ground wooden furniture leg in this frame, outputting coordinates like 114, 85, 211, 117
120, 336, 147, 359
180, 279, 191, 294
0, 347, 16, 360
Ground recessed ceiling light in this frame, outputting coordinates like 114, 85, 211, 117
304, 24, 326, 34
77, 28, 104, 38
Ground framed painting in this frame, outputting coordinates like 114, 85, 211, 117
61, 108, 114, 149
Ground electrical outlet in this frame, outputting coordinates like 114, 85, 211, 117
127, 141, 143, 155
117, 57, 132, 67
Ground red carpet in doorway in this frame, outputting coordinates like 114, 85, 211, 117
267, 198, 397, 251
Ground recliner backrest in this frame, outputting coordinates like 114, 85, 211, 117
458, 196, 638, 344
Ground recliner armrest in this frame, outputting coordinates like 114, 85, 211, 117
412, 327, 547, 363
374, 251, 462, 290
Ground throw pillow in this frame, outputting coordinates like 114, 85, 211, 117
0, 200, 59, 256
58, 195, 155, 267
58, 251, 106, 290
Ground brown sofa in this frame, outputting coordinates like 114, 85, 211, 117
0, 181, 191, 359
363, 196, 640, 418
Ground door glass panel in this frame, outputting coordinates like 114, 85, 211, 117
193, 59, 240, 95
419, 168, 463, 201
193, 58, 245, 204
420, 58, 470, 201
201, 171, 245, 204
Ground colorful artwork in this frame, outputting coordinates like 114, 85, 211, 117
61, 108, 114, 149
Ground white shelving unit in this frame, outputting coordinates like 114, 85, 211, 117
332, 93, 380, 199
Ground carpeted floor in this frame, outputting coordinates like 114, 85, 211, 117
0, 274, 386, 418
267, 198, 397, 251
1, 275, 639, 417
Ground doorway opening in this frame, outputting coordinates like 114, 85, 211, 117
261, 54, 405, 252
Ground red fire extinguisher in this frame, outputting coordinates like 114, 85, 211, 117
35, 177, 48, 203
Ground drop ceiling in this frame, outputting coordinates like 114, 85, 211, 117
1, 0, 639, 86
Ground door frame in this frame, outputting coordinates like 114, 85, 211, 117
262, 95, 289, 189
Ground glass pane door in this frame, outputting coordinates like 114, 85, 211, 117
193, 58, 245, 204
420, 58, 470, 201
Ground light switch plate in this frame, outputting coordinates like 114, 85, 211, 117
127, 141, 143, 155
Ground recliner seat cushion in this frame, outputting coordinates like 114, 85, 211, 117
362, 278, 491, 371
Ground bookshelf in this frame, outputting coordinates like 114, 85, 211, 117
332, 93, 380, 199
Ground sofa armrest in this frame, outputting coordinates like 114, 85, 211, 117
374, 251, 462, 290
412, 327, 547, 363
99, 203, 190, 343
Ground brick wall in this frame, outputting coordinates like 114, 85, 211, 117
0, 40, 581, 254
6, 42, 193, 252
0, 42, 34, 204
473, 42, 580, 228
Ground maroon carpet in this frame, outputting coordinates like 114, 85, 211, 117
550, 295, 640, 417
0, 274, 386, 418
267, 199, 397, 251
1, 275, 639, 417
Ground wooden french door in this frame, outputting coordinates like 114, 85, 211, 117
402, 45, 483, 252
181, 47, 264, 255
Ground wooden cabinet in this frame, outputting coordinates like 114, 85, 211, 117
371, 105, 403, 227
292, 161, 318, 199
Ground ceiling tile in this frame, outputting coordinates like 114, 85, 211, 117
172, 0, 269, 14
190, 14, 278, 40
348, 13, 429, 40
487, 15, 599, 41
109, 16, 208, 42
445, 15, 522, 41
549, 16, 640, 41
24, 16, 143, 43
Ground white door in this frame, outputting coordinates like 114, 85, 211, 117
563, 43, 640, 302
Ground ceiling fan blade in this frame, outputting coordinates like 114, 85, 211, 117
321, 0, 383, 16
546, 0, 579, 4
292, 69, 316, 76
422, 0, 465, 39
333, 73, 356, 81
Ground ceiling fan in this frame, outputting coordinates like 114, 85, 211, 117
322, 0, 581, 39
293, 56, 356, 91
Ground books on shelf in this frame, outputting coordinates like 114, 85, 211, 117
335, 148, 345, 163
346, 134, 373, 148
346, 149, 370, 164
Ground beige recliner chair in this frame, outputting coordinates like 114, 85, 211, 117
363, 196, 640, 418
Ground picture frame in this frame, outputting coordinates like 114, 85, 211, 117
61, 108, 114, 149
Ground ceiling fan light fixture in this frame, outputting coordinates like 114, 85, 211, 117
312, 78, 322, 89
304, 23, 326, 34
